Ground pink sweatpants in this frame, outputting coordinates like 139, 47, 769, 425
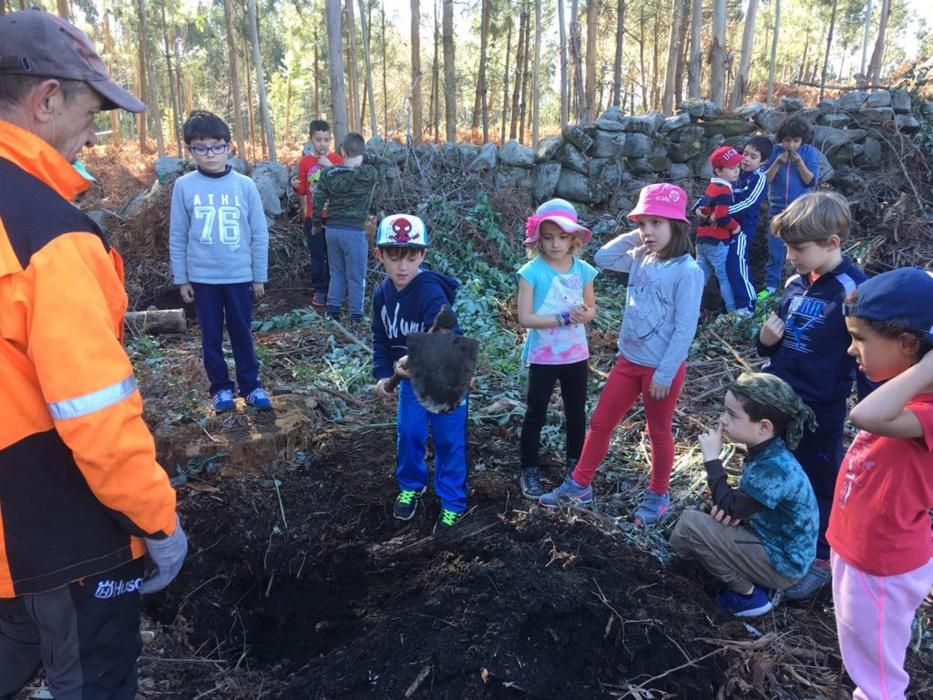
571, 355, 686, 493
832, 553, 933, 700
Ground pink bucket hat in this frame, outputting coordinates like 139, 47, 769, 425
627, 183, 690, 223
524, 198, 592, 245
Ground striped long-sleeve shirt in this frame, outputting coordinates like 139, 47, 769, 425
697, 178, 740, 242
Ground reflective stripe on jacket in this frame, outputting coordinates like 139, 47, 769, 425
0, 120, 177, 597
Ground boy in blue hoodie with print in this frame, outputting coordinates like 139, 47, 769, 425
372, 215, 469, 532
756, 191, 866, 599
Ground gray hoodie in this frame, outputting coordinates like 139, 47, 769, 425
594, 230, 703, 387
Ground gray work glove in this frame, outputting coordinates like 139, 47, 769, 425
140, 514, 188, 594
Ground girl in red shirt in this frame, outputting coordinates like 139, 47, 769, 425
828, 267, 933, 700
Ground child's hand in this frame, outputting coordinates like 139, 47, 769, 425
710, 504, 741, 527
648, 380, 670, 401
394, 355, 411, 379
375, 378, 394, 399
759, 312, 786, 347
179, 283, 194, 304
318, 155, 333, 167
698, 424, 723, 462
570, 303, 593, 324
252, 282, 265, 300
777, 151, 789, 164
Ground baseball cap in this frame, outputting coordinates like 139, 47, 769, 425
843, 267, 933, 342
524, 198, 592, 245
627, 183, 690, 223
376, 214, 429, 248
0, 9, 144, 113
710, 146, 743, 169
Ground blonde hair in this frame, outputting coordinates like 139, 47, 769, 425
525, 221, 585, 260
771, 191, 851, 245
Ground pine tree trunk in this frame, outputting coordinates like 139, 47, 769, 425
819, 0, 838, 102
612, 0, 624, 107
346, 0, 361, 133
710, 0, 726, 106
859, 0, 873, 76
500, 18, 512, 143
382, 4, 389, 132
767, 0, 780, 106
442, 0, 456, 142
326, 0, 349, 144
687, 0, 702, 98
247, 0, 275, 161
558, 0, 568, 127
137, 0, 164, 157
510, 6, 527, 140
583, 0, 598, 124
470, 0, 490, 143
531, 0, 541, 146
284, 70, 292, 140
56, 0, 68, 19
358, 0, 378, 137
313, 26, 321, 118
159, 1, 182, 156
222, 0, 247, 160
432, 0, 440, 141
410, 0, 423, 143
102, 6, 121, 147
638, 6, 647, 109
569, 0, 584, 121
729, 0, 758, 110
651, 5, 660, 109
171, 4, 184, 126
518, 1, 532, 142
135, 0, 148, 152
866, 0, 889, 85
662, 0, 687, 114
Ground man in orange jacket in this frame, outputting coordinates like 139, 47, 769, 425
0, 10, 186, 699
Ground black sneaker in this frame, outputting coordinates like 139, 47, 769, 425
433, 508, 463, 533
518, 467, 545, 498
393, 487, 426, 521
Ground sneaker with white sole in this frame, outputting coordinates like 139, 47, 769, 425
632, 490, 671, 526
538, 476, 593, 509
518, 467, 545, 498
245, 387, 272, 410
433, 508, 463, 533
393, 487, 426, 521
783, 559, 831, 600
716, 585, 774, 617
211, 389, 235, 413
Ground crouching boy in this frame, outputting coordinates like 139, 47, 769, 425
670, 372, 819, 617
372, 215, 469, 532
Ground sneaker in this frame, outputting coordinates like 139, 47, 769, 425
783, 559, 831, 600
756, 288, 776, 301
632, 490, 671, 526
211, 389, 235, 413
733, 308, 753, 319
716, 585, 774, 617
311, 291, 327, 309
245, 387, 272, 410
518, 467, 545, 499
433, 508, 463, 533
327, 307, 341, 321
538, 476, 593, 509
393, 487, 426, 521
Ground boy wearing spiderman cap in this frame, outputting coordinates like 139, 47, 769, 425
696, 146, 744, 313
372, 215, 469, 533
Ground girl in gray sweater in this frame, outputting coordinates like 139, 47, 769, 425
540, 183, 704, 524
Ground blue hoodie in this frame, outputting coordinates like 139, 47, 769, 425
757, 256, 866, 405
763, 143, 821, 215
729, 169, 768, 239
372, 269, 461, 380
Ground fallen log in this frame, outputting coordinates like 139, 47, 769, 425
124, 309, 186, 335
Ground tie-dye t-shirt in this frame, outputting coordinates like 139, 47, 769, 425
518, 256, 597, 365
741, 438, 819, 579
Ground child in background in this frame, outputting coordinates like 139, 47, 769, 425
757, 191, 866, 599
760, 115, 821, 297
169, 110, 271, 413
829, 267, 933, 700
725, 136, 772, 315
670, 372, 818, 618
516, 199, 598, 499
291, 119, 343, 309
372, 215, 469, 532
312, 132, 387, 323
539, 183, 704, 525
696, 146, 743, 314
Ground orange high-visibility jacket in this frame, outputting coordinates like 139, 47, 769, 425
0, 121, 177, 598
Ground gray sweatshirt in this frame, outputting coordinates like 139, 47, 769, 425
169, 169, 269, 285
594, 230, 703, 387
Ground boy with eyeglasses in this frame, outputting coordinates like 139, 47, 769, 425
169, 110, 272, 413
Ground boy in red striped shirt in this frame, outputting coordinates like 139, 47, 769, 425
696, 146, 743, 313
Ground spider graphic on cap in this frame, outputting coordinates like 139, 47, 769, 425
390, 216, 421, 245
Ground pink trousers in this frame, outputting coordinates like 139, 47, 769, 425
832, 553, 933, 700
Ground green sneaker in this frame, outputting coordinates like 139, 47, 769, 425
756, 288, 775, 301
393, 487, 426, 521
433, 508, 463, 533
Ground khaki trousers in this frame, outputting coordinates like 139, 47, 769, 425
670, 509, 796, 593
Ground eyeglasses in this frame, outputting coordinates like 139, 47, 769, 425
188, 143, 229, 156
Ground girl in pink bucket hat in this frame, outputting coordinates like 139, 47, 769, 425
540, 183, 704, 526
516, 199, 598, 499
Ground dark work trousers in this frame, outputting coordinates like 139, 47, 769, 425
0, 557, 144, 700
304, 218, 329, 294
192, 282, 261, 397
520, 360, 589, 470
792, 399, 847, 560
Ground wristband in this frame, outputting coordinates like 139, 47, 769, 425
560, 311, 571, 326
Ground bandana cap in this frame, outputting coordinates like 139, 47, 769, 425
729, 372, 816, 450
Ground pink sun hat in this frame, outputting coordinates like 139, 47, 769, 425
627, 183, 690, 223
524, 198, 593, 245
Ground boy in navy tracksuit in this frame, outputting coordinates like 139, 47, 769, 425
372, 215, 469, 532
726, 136, 771, 315
756, 191, 866, 599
